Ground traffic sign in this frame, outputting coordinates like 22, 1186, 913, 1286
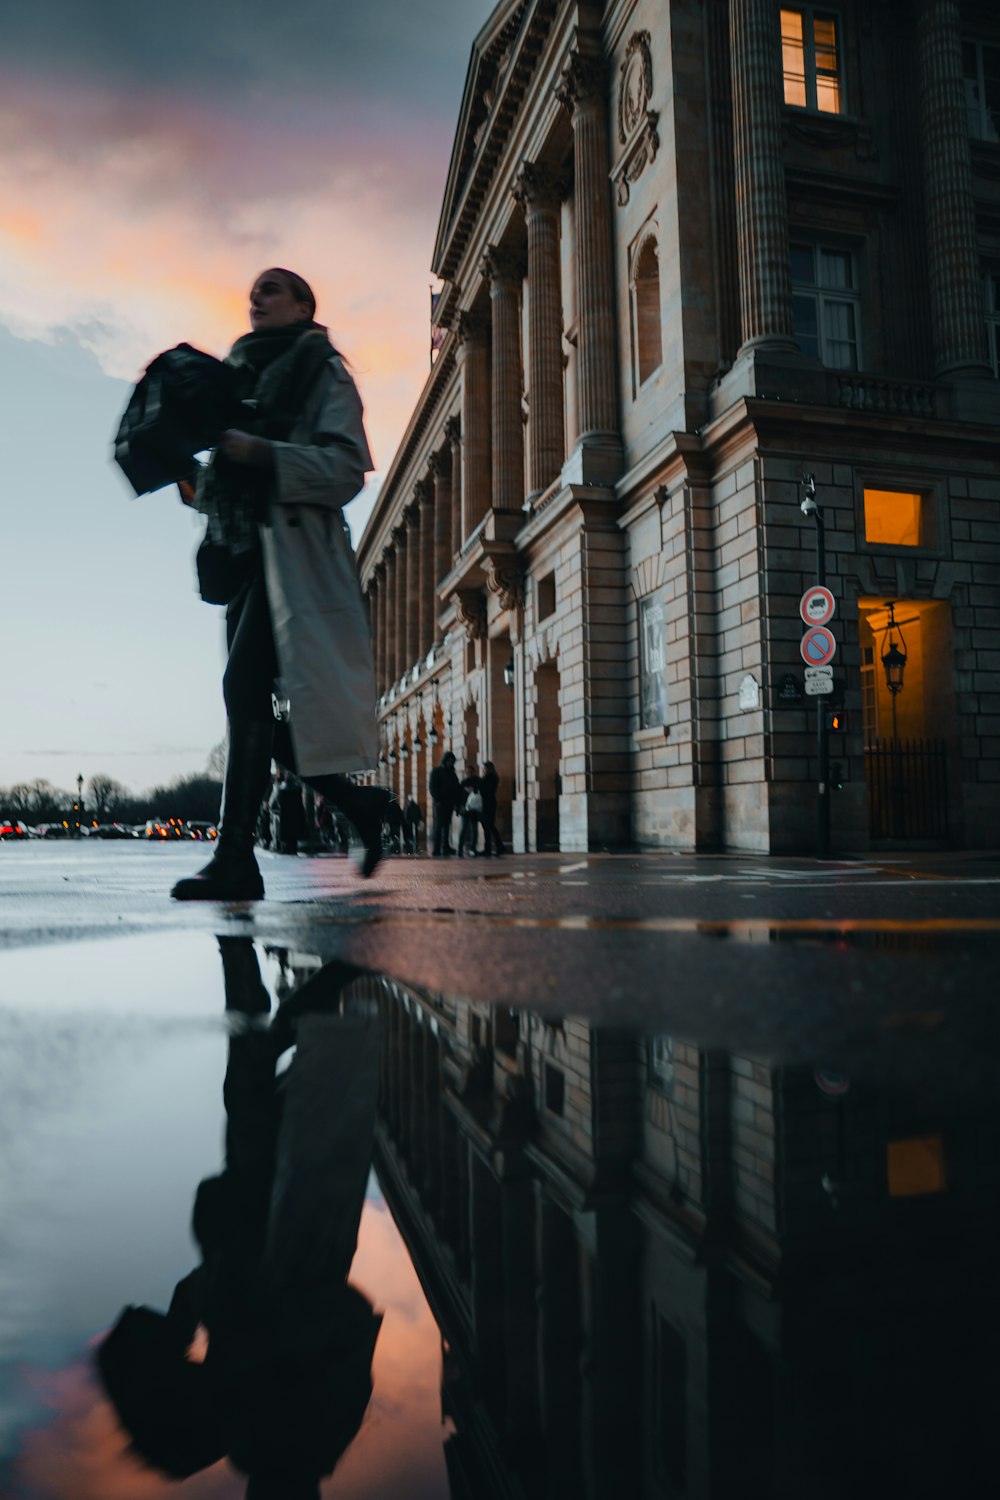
815, 1069, 850, 1099
800, 586, 836, 626
805, 676, 834, 696
800, 626, 837, 667
804, 665, 833, 680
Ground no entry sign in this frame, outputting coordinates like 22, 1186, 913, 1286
800, 586, 836, 626
800, 626, 837, 667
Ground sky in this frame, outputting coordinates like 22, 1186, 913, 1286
0, 0, 497, 796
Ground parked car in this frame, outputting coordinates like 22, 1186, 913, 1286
0, 820, 28, 839
186, 821, 219, 841
95, 823, 132, 839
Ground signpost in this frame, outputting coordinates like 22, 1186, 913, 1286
804, 668, 834, 697
800, 586, 836, 627
799, 475, 833, 858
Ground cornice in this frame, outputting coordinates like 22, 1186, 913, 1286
433, 0, 562, 284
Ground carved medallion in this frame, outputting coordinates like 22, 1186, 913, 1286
612, 32, 658, 206
618, 32, 653, 145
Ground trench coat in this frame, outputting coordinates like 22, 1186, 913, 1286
259, 354, 377, 778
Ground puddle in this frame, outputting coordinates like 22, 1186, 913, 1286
1, 933, 997, 1497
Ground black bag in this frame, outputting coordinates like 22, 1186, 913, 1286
195, 534, 252, 606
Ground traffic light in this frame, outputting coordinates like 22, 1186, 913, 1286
825, 707, 847, 733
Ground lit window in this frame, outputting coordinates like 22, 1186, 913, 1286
631, 234, 663, 388
986, 271, 1000, 377
863, 489, 924, 547
963, 39, 1000, 143
887, 1135, 947, 1198
791, 242, 861, 369
639, 590, 667, 729
781, 8, 843, 114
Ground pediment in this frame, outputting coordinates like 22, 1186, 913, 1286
432, 0, 530, 278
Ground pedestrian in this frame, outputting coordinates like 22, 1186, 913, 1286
384, 797, 404, 854
170, 268, 388, 900
479, 760, 505, 856
458, 766, 483, 857
428, 751, 461, 856
402, 795, 423, 853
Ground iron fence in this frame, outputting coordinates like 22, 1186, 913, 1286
865, 737, 949, 840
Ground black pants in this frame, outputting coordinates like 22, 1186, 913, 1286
480, 804, 504, 855
222, 561, 295, 768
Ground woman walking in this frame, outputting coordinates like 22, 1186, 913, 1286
172, 268, 387, 900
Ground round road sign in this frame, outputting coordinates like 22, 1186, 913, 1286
815, 1069, 850, 1099
800, 625, 837, 667
800, 586, 836, 626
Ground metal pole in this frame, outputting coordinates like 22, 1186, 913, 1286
815, 507, 830, 858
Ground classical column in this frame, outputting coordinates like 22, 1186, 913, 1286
513, 162, 566, 496
405, 505, 421, 669
481, 245, 526, 513
431, 448, 452, 595
456, 310, 491, 540
384, 549, 397, 688
728, 0, 796, 352
393, 527, 407, 679
416, 477, 436, 655
372, 565, 384, 696
556, 52, 619, 438
445, 414, 463, 558
917, 0, 992, 376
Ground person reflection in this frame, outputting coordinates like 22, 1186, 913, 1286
95, 939, 382, 1497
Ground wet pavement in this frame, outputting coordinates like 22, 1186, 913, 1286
1, 843, 999, 1496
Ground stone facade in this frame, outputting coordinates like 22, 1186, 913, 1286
357, 0, 1000, 852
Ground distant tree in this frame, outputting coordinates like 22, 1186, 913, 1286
144, 773, 223, 823
205, 735, 228, 780
25, 779, 71, 822
1, 783, 32, 817
87, 774, 128, 820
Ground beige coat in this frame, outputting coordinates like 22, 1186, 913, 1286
260, 354, 377, 778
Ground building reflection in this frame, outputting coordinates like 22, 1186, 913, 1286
360, 977, 999, 1500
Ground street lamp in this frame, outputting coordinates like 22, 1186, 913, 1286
880, 600, 908, 837
880, 601, 907, 696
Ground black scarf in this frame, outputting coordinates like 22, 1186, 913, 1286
195, 321, 335, 553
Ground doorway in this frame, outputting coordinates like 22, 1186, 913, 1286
535, 662, 561, 850
857, 598, 955, 841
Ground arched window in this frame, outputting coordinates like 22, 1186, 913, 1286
633, 235, 662, 388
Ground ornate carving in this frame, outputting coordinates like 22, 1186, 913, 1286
555, 51, 607, 113
414, 477, 434, 508
454, 588, 487, 640
512, 161, 566, 214
480, 244, 526, 286
613, 113, 660, 205
443, 413, 462, 445
783, 113, 879, 162
618, 32, 653, 145
405, 504, 420, 533
455, 308, 488, 345
429, 448, 451, 478
484, 556, 525, 612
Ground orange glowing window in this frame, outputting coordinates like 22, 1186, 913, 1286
781, 8, 843, 113
887, 1135, 947, 1198
863, 489, 924, 547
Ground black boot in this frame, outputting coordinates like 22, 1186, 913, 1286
171, 720, 273, 900
309, 775, 391, 878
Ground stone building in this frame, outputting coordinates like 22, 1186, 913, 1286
356, 0, 1000, 853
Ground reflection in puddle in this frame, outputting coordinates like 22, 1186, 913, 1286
1, 935, 997, 1496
